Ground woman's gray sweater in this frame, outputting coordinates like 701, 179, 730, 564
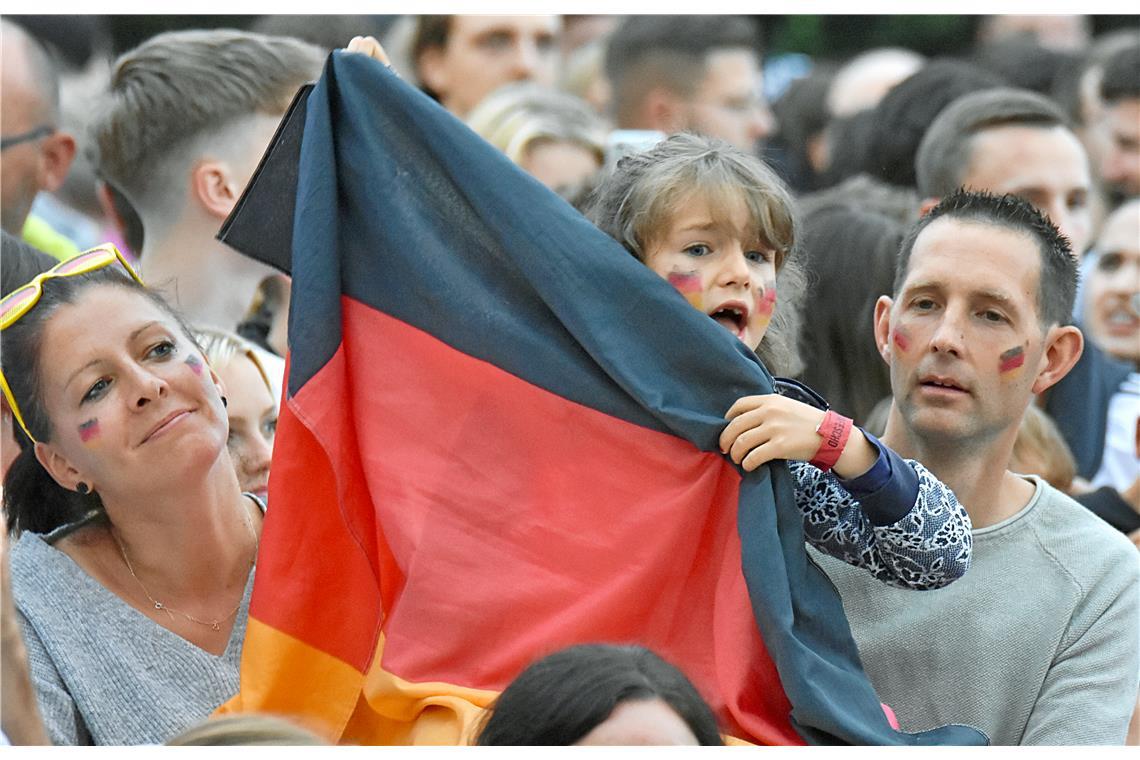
10, 529, 254, 745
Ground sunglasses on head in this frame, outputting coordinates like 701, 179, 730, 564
0, 125, 54, 151
0, 244, 143, 444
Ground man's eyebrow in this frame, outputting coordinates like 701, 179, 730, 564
900, 280, 942, 294
975, 289, 1017, 306
902, 282, 1017, 303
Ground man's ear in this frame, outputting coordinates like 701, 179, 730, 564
1031, 324, 1084, 395
641, 85, 686, 134
918, 197, 939, 219
873, 296, 895, 364
190, 160, 241, 220
37, 131, 77, 193
33, 441, 87, 493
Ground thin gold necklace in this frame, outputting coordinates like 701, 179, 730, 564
112, 499, 258, 632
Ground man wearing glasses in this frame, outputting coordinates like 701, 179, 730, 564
0, 21, 76, 250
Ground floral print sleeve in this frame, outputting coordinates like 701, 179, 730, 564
790, 458, 973, 590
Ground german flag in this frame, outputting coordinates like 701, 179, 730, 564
217, 51, 985, 746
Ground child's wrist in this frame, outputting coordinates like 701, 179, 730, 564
832, 427, 877, 479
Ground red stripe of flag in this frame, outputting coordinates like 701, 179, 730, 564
254, 296, 802, 744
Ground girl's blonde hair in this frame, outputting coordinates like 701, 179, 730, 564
1010, 405, 1077, 493
584, 133, 804, 375
191, 326, 273, 395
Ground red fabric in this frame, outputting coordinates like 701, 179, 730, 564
254, 296, 805, 744
809, 410, 853, 472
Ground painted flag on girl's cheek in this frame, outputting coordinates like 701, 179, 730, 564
216, 51, 987, 747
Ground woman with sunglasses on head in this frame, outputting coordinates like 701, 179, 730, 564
1, 245, 263, 745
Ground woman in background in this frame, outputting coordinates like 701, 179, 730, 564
193, 327, 277, 506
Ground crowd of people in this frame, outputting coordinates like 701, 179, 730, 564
0, 13, 1138, 747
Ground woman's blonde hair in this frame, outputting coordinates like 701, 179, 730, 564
1010, 405, 1078, 493
166, 714, 326, 746
584, 133, 804, 375
192, 326, 272, 395
467, 82, 608, 169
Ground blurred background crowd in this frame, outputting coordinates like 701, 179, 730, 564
4, 12, 1137, 519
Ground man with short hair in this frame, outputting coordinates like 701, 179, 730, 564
87, 29, 324, 338
915, 87, 1092, 256
813, 190, 1139, 745
0, 20, 77, 254
1095, 41, 1140, 199
604, 15, 772, 153
916, 86, 1130, 483
411, 15, 561, 119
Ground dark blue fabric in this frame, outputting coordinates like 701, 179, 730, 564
840, 431, 919, 527
1045, 328, 1132, 479
287, 51, 986, 746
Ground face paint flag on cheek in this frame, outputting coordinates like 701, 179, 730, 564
893, 331, 910, 353
999, 346, 1026, 378
754, 285, 777, 331
185, 354, 204, 376
666, 271, 704, 310
78, 419, 100, 444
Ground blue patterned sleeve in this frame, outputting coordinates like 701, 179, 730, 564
790, 458, 973, 590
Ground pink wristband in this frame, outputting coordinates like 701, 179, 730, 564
809, 410, 853, 472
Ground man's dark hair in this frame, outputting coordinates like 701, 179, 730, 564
972, 38, 1078, 96
861, 59, 1004, 188
1100, 41, 1140, 103
604, 15, 758, 127
915, 87, 1071, 199
894, 189, 1077, 328
411, 15, 451, 100
6, 15, 111, 72
250, 14, 398, 53
1052, 29, 1138, 126
770, 62, 837, 192
476, 644, 723, 745
818, 108, 878, 187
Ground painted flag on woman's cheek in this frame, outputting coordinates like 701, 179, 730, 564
216, 51, 987, 747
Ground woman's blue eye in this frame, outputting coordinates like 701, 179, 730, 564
83, 378, 110, 403
684, 244, 710, 257
263, 417, 278, 439
147, 340, 176, 359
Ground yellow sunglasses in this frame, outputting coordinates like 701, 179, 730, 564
0, 244, 143, 443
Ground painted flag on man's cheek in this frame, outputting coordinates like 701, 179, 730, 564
216, 51, 987, 747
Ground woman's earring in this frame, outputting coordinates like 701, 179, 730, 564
221, 396, 228, 408
76, 482, 90, 495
